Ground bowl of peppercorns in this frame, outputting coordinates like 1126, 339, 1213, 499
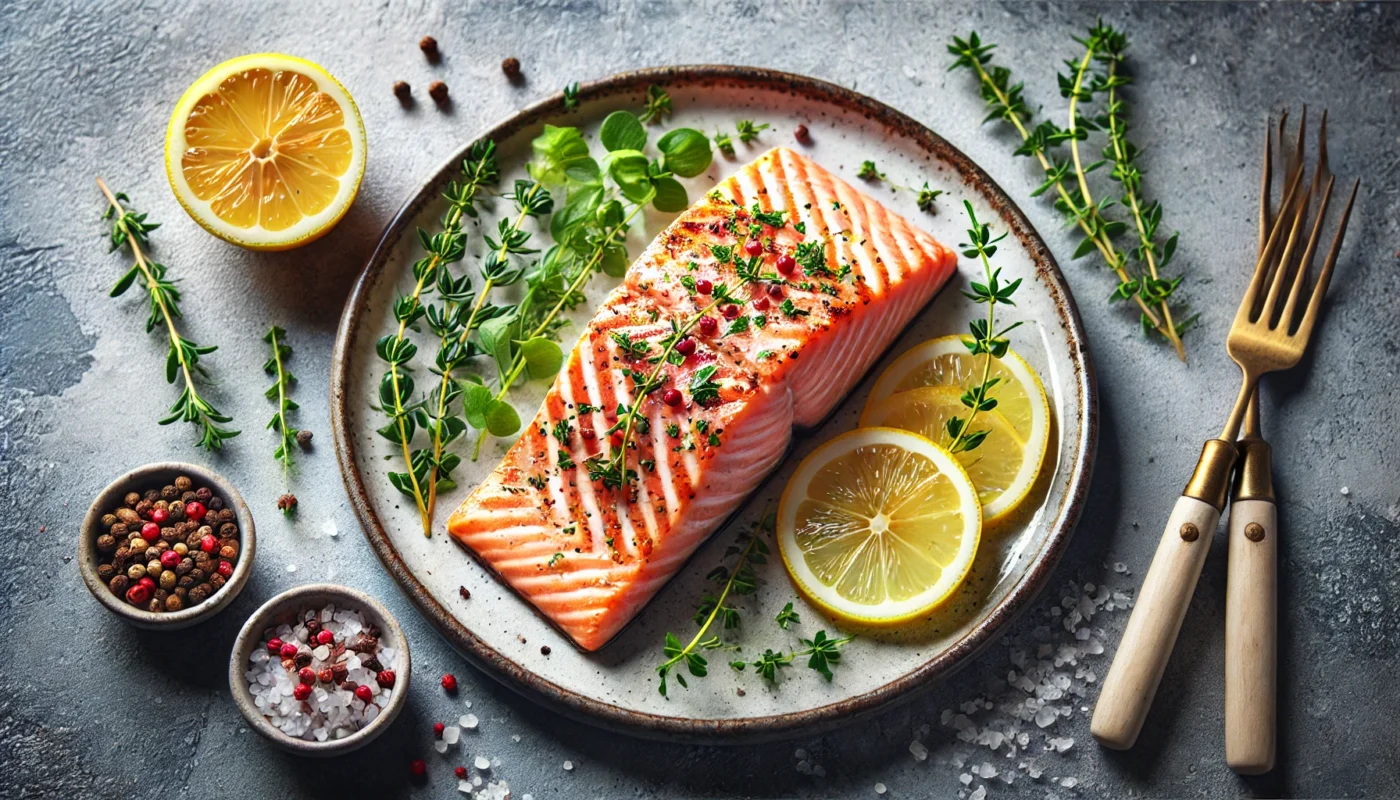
79, 462, 255, 629
229, 584, 411, 756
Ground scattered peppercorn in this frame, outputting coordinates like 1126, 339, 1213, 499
393, 81, 412, 105
794, 124, 811, 144
419, 36, 440, 63
277, 493, 298, 516
540, 645, 552, 656
295, 429, 313, 449
458, 585, 471, 600
410, 759, 427, 778
455, 766, 468, 779
441, 673, 458, 692
376, 669, 396, 688
434, 721, 445, 738
501, 56, 521, 80
428, 80, 449, 106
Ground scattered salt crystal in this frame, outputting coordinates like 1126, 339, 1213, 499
476, 756, 491, 771
796, 761, 812, 775
1189, 53, 1198, 65
434, 741, 449, 754
1113, 562, 1128, 573
561, 760, 573, 771
795, 748, 808, 760
874, 782, 887, 795
1047, 737, 1074, 753
461, 713, 479, 729
968, 787, 986, 800
1061, 777, 1078, 788
1034, 706, 1057, 728
457, 779, 472, 794
523, 796, 534, 800
472, 776, 482, 786
959, 773, 973, 786
511, 734, 521, 742
321, 519, 339, 537
909, 740, 928, 761
287, 564, 297, 573
312, 645, 330, 661
978, 762, 998, 779
443, 726, 460, 744
1341, 486, 1350, 496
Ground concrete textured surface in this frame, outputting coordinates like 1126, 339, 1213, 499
1, 1, 1397, 797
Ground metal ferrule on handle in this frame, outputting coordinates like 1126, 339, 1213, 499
1091, 439, 1238, 750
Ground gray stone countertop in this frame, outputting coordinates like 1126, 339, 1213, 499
1, 1, 1397, 797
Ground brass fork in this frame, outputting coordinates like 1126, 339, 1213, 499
1091, 110, 1358, 751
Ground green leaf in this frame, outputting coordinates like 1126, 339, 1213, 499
550, 185, 604, 244
110, 265, 139, 297
599, 111, 647, 152
477, 315, 517, 380
607, 151, 654, 204
656, 128, 713, 177
484, 400, 521, 437
651, 177, 689, 212
520, 337, 564, 380
600, 243, 629, 277
528, 125, 592, 186
459, 381, 494, 428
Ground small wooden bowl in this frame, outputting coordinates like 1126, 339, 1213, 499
79, 461, 256, 629
229, 584, 411, 757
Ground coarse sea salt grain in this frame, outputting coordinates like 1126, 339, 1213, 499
874, 782, 887, 795
461, 713, 479, 729
562, 759, 574, 771
244, 603, 388, 742
443, 726, 461, 745
434, 741, 449, 754
909, 740, 928, 761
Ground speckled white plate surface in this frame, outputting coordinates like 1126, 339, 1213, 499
331, 66, 1096, 741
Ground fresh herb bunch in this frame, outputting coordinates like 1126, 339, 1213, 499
376, 140, 499, 535
948, 28, 1190, 359
98, 179, 239, 450
1071, 23, 1195, 339
947, 201, 1023, 453
263, 326, 299, 473
657, 509, 772, 697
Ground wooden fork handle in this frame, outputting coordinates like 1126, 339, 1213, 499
1225, 498, 1277, 774
1091, 495, 1219, 749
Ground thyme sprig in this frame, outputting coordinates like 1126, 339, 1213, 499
947, 201, 1023, 453
98, 179, 239, 450
639, 84, 672, 124
857, 159, 945, 214
947, 30, 1188, 359
730, 629, 855, 683
376, 140, 499, 535
421, 178, 551, 527
263, 326, 299, 473
657, 509, 773, 697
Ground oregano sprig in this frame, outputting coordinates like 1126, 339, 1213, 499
263, 326, 299, 473
730, 629, 855, 683
657, 508, 773, 697
948, 30, 1188, 359
856, 159, 945, 213
947, 201, 1023, 453
98, 179, 239, 450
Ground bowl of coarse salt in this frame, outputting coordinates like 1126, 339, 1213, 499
230, 583, 411, 756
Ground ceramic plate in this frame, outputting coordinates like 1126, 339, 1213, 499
331, 66, 1096, 742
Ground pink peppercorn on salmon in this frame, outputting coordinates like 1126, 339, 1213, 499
447, 147, 956, 651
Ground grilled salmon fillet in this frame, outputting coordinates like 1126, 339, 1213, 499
448, 147, 956, 650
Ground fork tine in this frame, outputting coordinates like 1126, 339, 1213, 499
1258, 114, 1274, 256
1296, 178, 1358, 340
1239, 165, 1304, 320
1281, 111, 1332, 327
1258, 140, 1324, 326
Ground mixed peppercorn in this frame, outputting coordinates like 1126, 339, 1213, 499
93, 475, 241, 613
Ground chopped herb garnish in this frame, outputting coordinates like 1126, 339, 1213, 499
556, 448, 576, 470
724, 315, 750, 336
794, 240, 830, 276
750, 204, 787, 228
857, 160, 885, 182
612, 331, 652, 359
780, 298, 809, 318
713, 130, 735, 158
756, 349, 775, 361
551, 419, 573, 442
917, 182, 944, 213
735, 120, 769, 144
547, 552, 564, 567
688, 365, 722, 405
665, 422, 681, 438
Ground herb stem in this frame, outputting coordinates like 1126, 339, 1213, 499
265, 326, 297, 473
97, 178, 238, 450
963, 57, 1171, 341
657, 519, 764, 682
950, 247, 998, 453
424, 185, 541, 520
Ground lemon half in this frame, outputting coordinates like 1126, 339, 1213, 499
862, 336, 1050, 524
165, 54, 366, 251
777, 427, 982, 625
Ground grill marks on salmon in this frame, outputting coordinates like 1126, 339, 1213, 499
448, 147, 956, 651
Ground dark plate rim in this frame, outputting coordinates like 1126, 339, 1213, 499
330, 64, 1099, 743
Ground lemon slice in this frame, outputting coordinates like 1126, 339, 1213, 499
777, 427, 982, 625
863, 336, 1050, 524
165, 54, 366, 251
861, 387, 1035, 525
